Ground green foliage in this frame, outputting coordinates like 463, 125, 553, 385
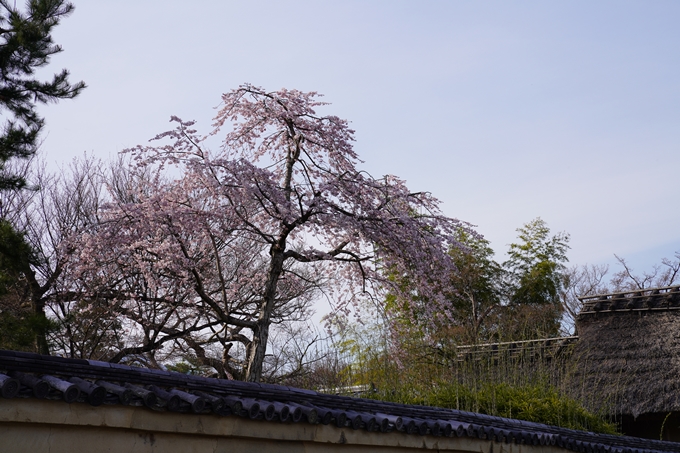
0, 310, 54, 350
387, 218, 571, 350
0, 219, 53, 352
373, 218, 577, 430
319, 319, 616, 435
166, 360, 212, 375
501, 218, 571, 339
383, 228, 507, 358
505, 217, 570, 307
0, 219, 35, 292
444, 230, 505, 344
368, 380, 617, 434
0, 0, 86, 190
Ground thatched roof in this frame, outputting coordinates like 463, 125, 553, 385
569, 285, 680, 418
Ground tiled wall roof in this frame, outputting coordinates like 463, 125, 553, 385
1, 349, 679, 453
579, 286, 680, 315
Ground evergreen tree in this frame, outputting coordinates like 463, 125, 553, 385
0, 0, 85, 190
0, 219, 51, 353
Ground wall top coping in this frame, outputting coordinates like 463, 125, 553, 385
0, 349, 678, 453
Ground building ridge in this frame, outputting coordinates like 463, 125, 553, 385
578, 285, 680, 315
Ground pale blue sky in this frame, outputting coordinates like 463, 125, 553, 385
36, 1, 680, 275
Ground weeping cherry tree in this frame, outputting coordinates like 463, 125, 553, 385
73, 85, 470, 382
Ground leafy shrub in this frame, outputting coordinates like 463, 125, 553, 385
366, 379, 617, 434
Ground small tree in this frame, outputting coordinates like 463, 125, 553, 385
72, 85, 469, 381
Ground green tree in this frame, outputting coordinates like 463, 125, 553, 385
501, 218, 570, 339
0, 0, 85, 190
442, 230, 505, 345
0, 219, 51, 352
382, 229, 506, 374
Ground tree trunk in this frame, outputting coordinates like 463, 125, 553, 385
26, 268, 50, 355
245, 248, 285, 382
33, 301, 50, 355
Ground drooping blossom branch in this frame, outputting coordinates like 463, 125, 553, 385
71, 84, 471, 381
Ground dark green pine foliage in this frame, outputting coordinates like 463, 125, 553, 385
0, 0, 85, 190
0, 219, 52, 353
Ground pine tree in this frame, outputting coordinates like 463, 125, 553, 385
0, 0, 85, 190
0, 219, 51, 354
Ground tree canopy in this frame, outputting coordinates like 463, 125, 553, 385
501, 218, 570, 339
505, 217, 570, 307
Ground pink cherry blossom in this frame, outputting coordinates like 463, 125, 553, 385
71, 85, 472, 382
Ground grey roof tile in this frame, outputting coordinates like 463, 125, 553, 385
87, 360, 110, 368
109, 363, 133, 371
